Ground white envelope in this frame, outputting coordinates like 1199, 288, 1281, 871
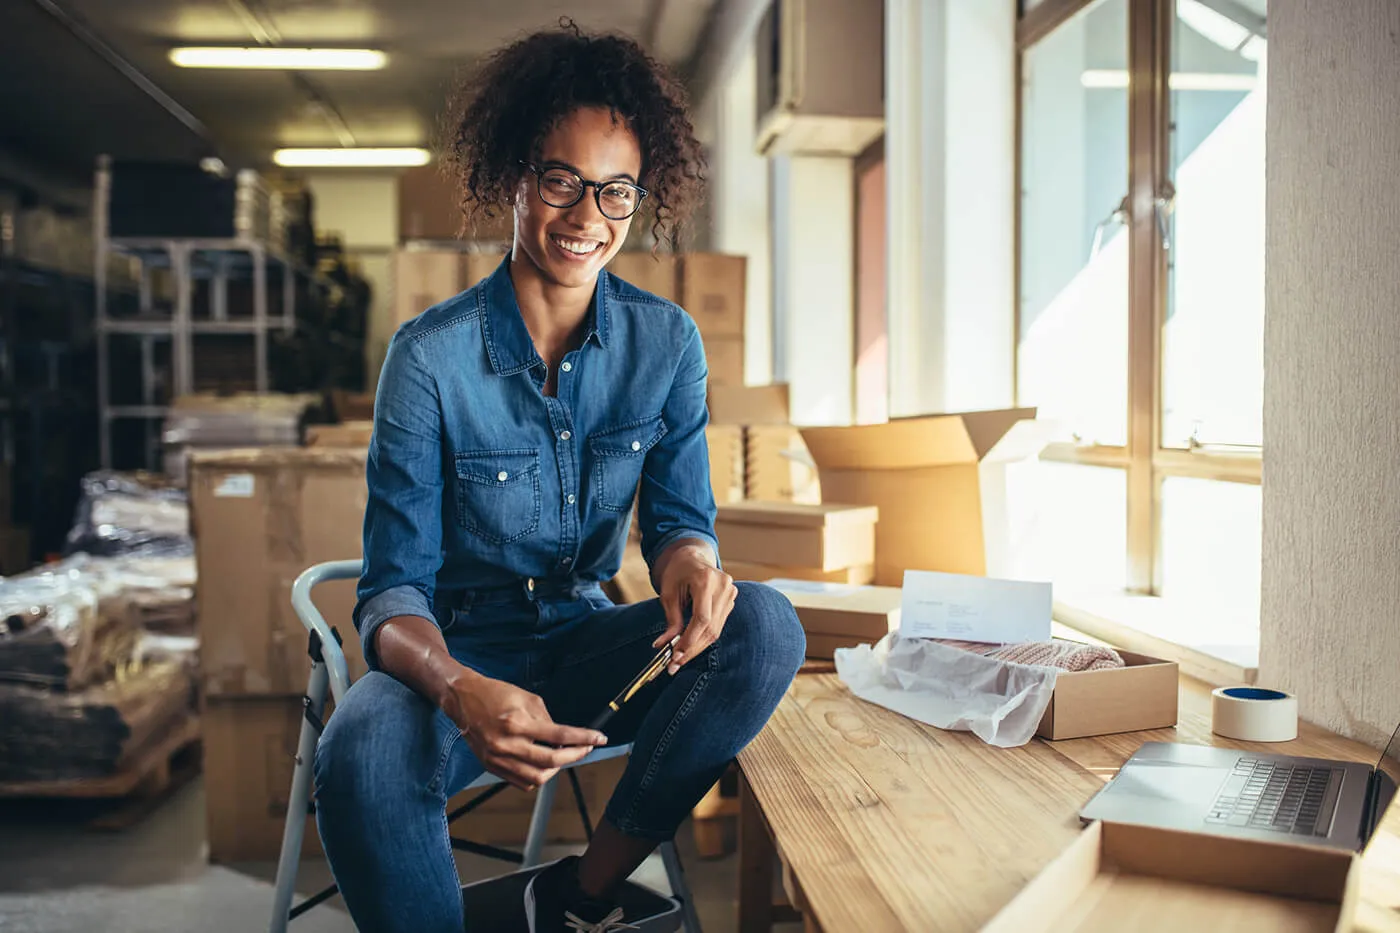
899, 570, 1052, 644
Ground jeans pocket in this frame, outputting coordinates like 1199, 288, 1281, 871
455, 449, 541, 544
589, 415, 667, 512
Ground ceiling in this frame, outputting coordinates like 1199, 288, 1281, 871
0, 0, 720, 191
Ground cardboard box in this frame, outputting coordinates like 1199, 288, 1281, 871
398, 164, 512, 243
769, 583, 901, 657
1036, 650, 1179, 740
724, 560, 875, 585
706, 425, 745, 505
189, 447, 369, 698
983, 818, 1357, 933
680, 253, 745, 338
330, 389, 375, 422
704, 337, 745, 388
391, 248, 503, 328
203, 698, 628, 862
716, 502, 877, 572
304, 422, 373, 448
607, 252, 679, 302
707, 384, 789, 425
745, 425, 820, 504
801, 409, 1052, 585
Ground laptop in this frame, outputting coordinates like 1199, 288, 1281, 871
1078, 720, 1400, 852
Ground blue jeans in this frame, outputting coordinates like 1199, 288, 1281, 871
313, 580, 805, 933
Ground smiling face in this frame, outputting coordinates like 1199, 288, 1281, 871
511, 106, 643, 291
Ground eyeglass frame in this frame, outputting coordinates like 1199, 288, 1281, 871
518, 160, 649, 220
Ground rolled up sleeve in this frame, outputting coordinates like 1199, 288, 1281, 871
355, 329, 444, 671
638, 325, 720, 571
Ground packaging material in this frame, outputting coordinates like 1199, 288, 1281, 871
704, 337, 745, 388
189, 447, 369, 697
744, 426, 820, 503
204, 697, 628, 861
899, 569, 1053, 645
1211, 686, 1299, 743
706, 425, 745, 505
716, 502, 877, 572
983, 818, 1357, 933
767, 582, 902, 658
723, 560, 875, 586
1035, 650, 1179, 740
801, 409, 1054, 585
608, 252, 679, 303
64, 471, 191, 558
391, 248, 503, 329
398, 164, 513, 243
680, 253, 745, 338
707, 384, 789, 425
162, 392, 325, 485
0, 637, 196, 783
305, 422, 374, 448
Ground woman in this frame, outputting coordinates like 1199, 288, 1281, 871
313, 20, 807, 933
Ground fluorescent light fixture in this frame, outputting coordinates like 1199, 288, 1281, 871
170, 47, 387, 70
273, 148, 431, 168
1081, 70, 1257, 92
1177, 0, 1260, 55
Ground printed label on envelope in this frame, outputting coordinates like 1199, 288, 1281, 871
899, 570, 1051, 644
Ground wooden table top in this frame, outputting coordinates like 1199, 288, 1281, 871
737, 672, 1400, 932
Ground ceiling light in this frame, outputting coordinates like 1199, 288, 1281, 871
170, 47, 387, 70
1177, 0, 1253, 53
272, 148, 431, 168
1080, 70, 1257, 92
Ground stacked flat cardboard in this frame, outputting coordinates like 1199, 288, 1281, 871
716, 502, 877, 576
768, 583, 902, 659
801, 409, 1053, 585
706, 425, 745, 505
391, 248, 504, 329
745, 426, 819, 504
305, 421, 374, 448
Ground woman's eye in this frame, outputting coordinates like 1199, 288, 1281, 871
601, 185, 635, 203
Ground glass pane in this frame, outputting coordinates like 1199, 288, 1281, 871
1018, 0, 1130, 446
1012, 460, 1127, 592
1162, 0, 1267, 448
1159, 477, 1260, 629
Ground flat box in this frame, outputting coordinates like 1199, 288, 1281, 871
1036, 650, 1179, 740
189, 447, 369, 698
304, 422, 373, 448
706, 425, 745, 505
398, 164, 512, 242
745, 425, 819, 504
801, 409, 1053, 586
704, 337, 745, 387
391, 248, 503, 329
716, 502, 877, 572
203, 698, 629, 862
680, 253, 745, 338
608, 252, 679, 303
983, 819, 1357, 933
707, 383, 790, 425
775, 584, 901, 657
725, 560, 875, 586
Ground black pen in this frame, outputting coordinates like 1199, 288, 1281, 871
586, 636, 680, 732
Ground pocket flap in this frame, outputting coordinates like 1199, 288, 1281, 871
455, 449, 539, 485
589, 416, 668, 458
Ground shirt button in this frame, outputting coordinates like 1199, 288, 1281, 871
567, 494, 576, 504
630, 440, 641, 451
560, 430, 572, 441
497, 471, 508, 481
561, 361, 573, 373
526, 578, 535, 592
561, 557, 572, 566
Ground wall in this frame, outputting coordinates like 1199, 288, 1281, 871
1260, 0, 1400, 747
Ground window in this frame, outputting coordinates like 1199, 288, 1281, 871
1015, 0, 1266, 640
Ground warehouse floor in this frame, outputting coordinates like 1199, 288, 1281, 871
0, 777, 786, 932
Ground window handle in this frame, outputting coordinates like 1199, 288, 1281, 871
1090, 195, 1131, 258
1155, 181, 1176, 252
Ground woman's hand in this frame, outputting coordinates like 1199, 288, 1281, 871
652, 540, 738, 674
440, 667, 607, 791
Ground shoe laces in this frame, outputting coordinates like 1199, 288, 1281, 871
563, 907, 638, 932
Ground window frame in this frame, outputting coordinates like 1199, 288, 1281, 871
1014, 0, 1263, 597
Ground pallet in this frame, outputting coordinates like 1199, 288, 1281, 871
0, 714, 202, 831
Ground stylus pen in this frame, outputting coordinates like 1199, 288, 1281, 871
586, 636, 680, 733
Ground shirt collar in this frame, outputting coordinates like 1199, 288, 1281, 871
479, 256, 612, 377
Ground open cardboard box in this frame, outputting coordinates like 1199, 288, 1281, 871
984, 819, 1358, 933
1036, 649, 1179, 740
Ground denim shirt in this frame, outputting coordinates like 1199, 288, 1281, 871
353, 256, 719, 669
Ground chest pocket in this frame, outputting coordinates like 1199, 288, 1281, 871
455, 449, 541, 544
589, 416, 667, 512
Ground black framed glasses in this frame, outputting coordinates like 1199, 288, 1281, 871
519, 161, 648, 220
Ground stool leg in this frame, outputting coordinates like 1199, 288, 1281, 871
661, 839, 705, 933
521, 777, 558, 868
269, 661, 328, 932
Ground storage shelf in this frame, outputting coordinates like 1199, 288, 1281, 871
101, 318, 295, 335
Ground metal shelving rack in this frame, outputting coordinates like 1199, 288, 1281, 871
93, 158, 314, 469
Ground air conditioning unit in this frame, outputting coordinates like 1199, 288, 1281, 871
755, 0, 885, 157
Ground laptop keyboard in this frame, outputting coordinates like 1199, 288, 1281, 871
1205, 758, 1340, 836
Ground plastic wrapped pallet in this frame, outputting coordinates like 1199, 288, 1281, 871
64, 471, 192, 558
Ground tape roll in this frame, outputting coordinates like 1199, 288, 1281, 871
1211, 686, 1299, 743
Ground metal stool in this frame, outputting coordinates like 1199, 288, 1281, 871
268, 559, 703, 932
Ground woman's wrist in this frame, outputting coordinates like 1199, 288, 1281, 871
652, 538, 717, 588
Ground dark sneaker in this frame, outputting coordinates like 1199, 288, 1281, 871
523, 856, 638, 932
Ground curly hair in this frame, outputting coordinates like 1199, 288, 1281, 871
443, 19, 707, 251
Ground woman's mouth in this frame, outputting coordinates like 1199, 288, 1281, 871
549, 233, 604, 261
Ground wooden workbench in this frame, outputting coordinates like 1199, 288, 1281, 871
737, 673, 1400, 932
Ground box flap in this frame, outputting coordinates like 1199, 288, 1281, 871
708, 384, 789, 424
716, 501, 878, 529
801, 418, 978, 470
958, 408, 1039, 459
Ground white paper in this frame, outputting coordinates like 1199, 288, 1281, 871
899, 570, 1051, 644
213, 473, 255, 498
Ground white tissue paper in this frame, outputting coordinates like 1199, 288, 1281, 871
833, 631, 1060, 748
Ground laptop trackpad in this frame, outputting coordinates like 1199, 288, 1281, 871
1083, 763, 1229, 826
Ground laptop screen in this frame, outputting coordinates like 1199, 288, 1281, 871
1366, 721, 1400, 844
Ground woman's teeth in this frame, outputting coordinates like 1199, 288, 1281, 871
552, 235, 601, 255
